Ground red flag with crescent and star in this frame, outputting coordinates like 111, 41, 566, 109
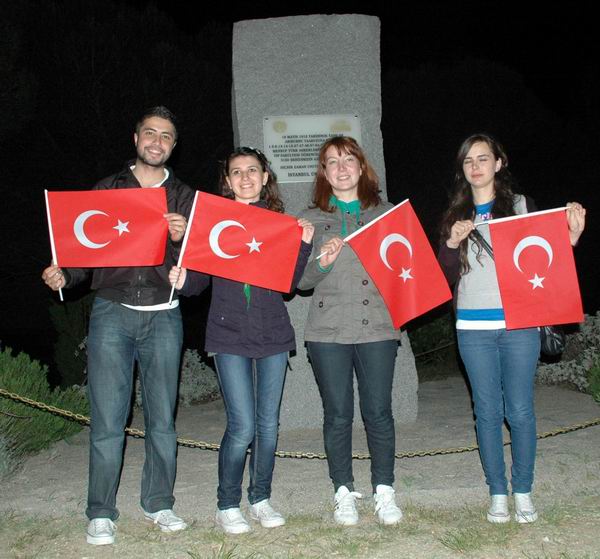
346, 199, 452, 329
180, 192, 302, 292
45, 188, 168, 267
488, 208, 583, 329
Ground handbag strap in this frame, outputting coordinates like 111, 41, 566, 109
469, 228, 494, 261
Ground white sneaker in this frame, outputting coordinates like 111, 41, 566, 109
334, 486, 362, 526
249, 499, 286, 528
373, 485, 403, 525
215, 507, 252, 534
143, 509, 187, 532
487, 495, 510, 523
86, 518, 116, 545
514, 492, 538, 523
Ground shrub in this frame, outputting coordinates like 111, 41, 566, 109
135, 348, 220, 408
408, 310, 457, 365
536, 312, 600, 395
0, 347, 89, 454
408, 312, 454, 353
561, 311, 600, 362
587, 357, 600, 404
48, 293, 93, 387
536, 348, 597, 392
0, 434, 22, 481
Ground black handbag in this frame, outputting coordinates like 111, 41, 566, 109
539, 325, 566, 356
469, 229, 566, 356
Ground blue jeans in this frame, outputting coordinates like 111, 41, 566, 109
213, 352, 288, 510
85, 297, 183, 520
457, 328, 540, 495
306, 340, 398, 492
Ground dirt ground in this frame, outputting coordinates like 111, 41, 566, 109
2, 376, 600, 558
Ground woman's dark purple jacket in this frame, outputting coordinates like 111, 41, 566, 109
177, 211, 312, 359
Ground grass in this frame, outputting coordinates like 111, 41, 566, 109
438, 525, 484, 553
3, 501, 598, 559
522, 553, 597, 559
187, 544, 260, 559
540, 503, 568, 526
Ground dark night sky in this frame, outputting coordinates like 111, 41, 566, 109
2, 0, 598, 377
152, 0, 596, 118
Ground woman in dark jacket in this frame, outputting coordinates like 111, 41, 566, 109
170, 147, 313, 534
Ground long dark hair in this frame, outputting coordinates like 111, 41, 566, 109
219, 147, 284, 213
311, 136, 381, 211
440, 133, 518, 273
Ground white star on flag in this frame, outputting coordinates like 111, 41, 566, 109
528, 273, 545, 289
113, 220, 130, 236
246, 237, 262, 253
399, 267, 413, 282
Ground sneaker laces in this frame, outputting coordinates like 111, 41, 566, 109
90, 518, 116, 533
374, 489, 398, 514
218, 508, 249, 527
336, 491, 362, 513
150, 510, 181, 525
515, 493, 536, 514
254, 500, 278, 518
489, 495, 508, 512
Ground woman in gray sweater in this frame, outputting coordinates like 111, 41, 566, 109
298, 136, 402, 526
439, 133, 586, 524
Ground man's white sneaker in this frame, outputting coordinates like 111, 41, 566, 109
249, 499, 286, 528
514, 492, 538, 523
86, 518, 116, 545
373, 485, 403, 525
143, 509, 187, 532
334, 486, 362, 526
487, 495, 510, 523
215, 507, 252, 534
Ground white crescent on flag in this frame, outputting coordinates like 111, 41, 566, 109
379, 233, 413, 269
513, 235, 553, 272
209, 220, 246, 259
73, 210, 111, 249
512, 235, 553, 289
379, 233, 414, 282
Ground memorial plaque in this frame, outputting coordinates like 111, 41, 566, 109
263, 115, 361, 183
234, 15, 418, 429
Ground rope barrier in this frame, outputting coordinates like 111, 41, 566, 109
2, 386, 600, 460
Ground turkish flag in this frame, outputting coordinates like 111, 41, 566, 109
180, 192, 302, 292
488, 209, 583, 329
346, 199, 452, 329
45, 188, 168, 267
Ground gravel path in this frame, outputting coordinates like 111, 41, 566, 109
2, 376, 600, 527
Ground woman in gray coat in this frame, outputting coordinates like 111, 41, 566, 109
298, 136, 402, 526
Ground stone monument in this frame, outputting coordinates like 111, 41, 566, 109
232, 14, 418, 429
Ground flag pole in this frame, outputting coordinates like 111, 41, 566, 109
474, 206, 568, 227
315, 199, 410, 260
168, 190, 199, 304
44, 189, 63, 302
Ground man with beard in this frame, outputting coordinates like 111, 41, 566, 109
42, 106, 195, 545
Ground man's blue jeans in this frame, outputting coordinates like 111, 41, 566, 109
457, 327, 540, 495
85, 297, 183, 520
306, 340, 398, 492
213, 352, 288, 510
